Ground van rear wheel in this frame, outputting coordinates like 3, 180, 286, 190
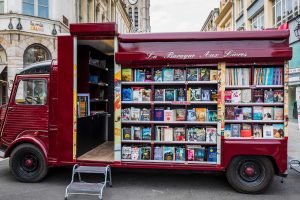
9, 143, 48, 182
226, 156, 274, 194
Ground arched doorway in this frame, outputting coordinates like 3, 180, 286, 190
0, 45, 8, 105
23, 44, 52, 68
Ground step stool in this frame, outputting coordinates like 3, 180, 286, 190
290, 160, 300, 173
65, 164, 112, 200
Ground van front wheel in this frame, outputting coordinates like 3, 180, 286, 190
226, 156, 274, 194
9, 143, 48, 182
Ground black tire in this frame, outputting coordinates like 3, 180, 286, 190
226, 156, 274, 194
9, 143, 48, 182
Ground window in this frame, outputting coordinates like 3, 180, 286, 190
273, 0, 300, 27
0, 0, 4, 13
38, 0, 48, 18
23, 0, 49, 18
15, 79, 47, 105
237, 0, 244, 17
24, 44, 52, 67
128, 7, 132, 20
134, 7, 138, 29
251, 11, 264, 30
23, 0, 35, 16
293, 0, 299, 16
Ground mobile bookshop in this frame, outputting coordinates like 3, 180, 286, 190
0, 23, 292, 194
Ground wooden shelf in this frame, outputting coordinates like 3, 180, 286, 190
224, 120, 284, 123
121, 101, 218, 105
89, 63, 108, 71
121, 121, 218, 125
225, 102, 284, 106
121, 81, 218, 86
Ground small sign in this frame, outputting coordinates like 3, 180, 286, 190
30, 21, 44, 32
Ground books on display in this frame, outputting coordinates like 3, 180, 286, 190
273, 124, 284, 138
263, 125, 274, 138
263, 107, 273, 120
206, 127, 217, 143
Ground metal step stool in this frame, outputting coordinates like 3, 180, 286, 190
290, 160, 300, 173
65, 164, 112, 200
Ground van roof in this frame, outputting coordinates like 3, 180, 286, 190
18, 61, 52, 75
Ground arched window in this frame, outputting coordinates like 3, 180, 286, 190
0, 45, 7, 64
23, 44, 52, 67
128, 7, 132, 20
134, 7, 138, 29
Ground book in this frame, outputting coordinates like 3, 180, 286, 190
211, 89, 218, 102
154, 108, 164, 121
224, 124, 232, 138
177, 88, 186, 101
132, 126, 142, 140
164, 110, 174, 121
155, 126, 168, 141
234, 108, 243, 120
210, 70, 218, 81
190, 88, 201, 101
163, 128, 174, 141
135, 69, 145, 82
131, 146, 140, 160
163, 146, 175, 161
142, 127, 152, 140
154, 69, 163, 82
175, 109, 186, 121
187, 149, 195, 161
263, 125, 273, 138
175, 147, 186, 161
253, 90, 264, 103
187, 68, 198, 81
231, 124, 241, 137
201, 89, 211, 101
226, 68, 250, 86
263, 107, 273, 120
164, 89, 176, 101
121, 68, 132, 82
132, 87, 144, 101
155, 89, 164, 101
254, 68, 283, 85
200, 68, 210, 81
253, 106, 263, 120
142, 89, 151, 101
174, 127, 186, 141
241, 124, 252, 137
122, 146, 132, 159
242, 107, 252, 120
264, 90, 274, 103
162, 68, 174, 81
225, 90, 232, 103
274, 90, 284, 102
154, 146, 163, 160
241, 89, 252, 103
122, 88, 133, 101
187, 109, 197, 121
174, 69, 186, 81
225, 106, 235, 120
145, 69, 152, 82
207, 147, 217, 162
131, 107, 141, 121
121, 108, 131, 121
140, 147, 151, 160
273, 124, 284, 138
194, 147, 205, 161
206, 127, 217, 143
253, 124, 263, 138
122, 127, 132, 140
140, 108, 151, 121
274, 107, 283, 120
196, 108, 207, 121
207, 110, 218, 122
187, 127, 206, 142
231, 90, 242, 103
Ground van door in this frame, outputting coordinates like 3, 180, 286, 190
1, 77, 49, 144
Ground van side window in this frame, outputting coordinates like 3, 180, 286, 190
15, 79, 47, 105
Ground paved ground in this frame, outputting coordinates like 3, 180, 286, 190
0, 123, 300, 200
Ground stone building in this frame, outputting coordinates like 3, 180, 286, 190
123, 0, 151, 32
215, 0, 234, 31
201, 8, 219, 31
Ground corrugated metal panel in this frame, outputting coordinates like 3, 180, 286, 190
247, 0, 264, 19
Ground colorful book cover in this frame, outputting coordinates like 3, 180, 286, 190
132, 87, 144, 101
264, 90, 274, 103
187, 149, 195, 161
211, 89, 218, 102
122, 127, 132, 140
263, 125, 274, 138
175, 147, 186, 161
174, 127, 186, 141
121, 108, 131, 121
263, 107, 273, 120
155, 126, 169, 141
200, 68, 210, 81
224, 124, 232, 138
163, 127, 174, 141
253, 90, 264, 103
194, 147, 205, 161
122, 88, 133, 101
210, 70, 218, 81
121, 68, 132, 82
135, 69, 145, 82
274, 107, 283, 120
207, 147, 217, 162
140, 108, 151, 121
234, 108, 243, 120
231, 90, 242, 103
201, 89, 211, 101
241, 129, 252, 137
242, 107, 252, 120
253, 106, 263, 120
274, 90, 284, 102
187, 68, 198, 81
187, 109, 197, 121
131, 146, 140, 160
225, 106, 235, 120
174, 68, 186, 81
154, 146, 163, 160
196, 108, 207, 121
253, 124, 263, 138
142, 89, 151, 101
273, 124, 284, 138
225, 90, 232, 103
162, 68, 174, 81
163, 146, 175, 161
140, 147, 151, 160
206, 127, 217, 143
241, 89, 252, 103
190, 88, 201, 101
175, 109, 186, 121
122, 146, 132, 159
231, 124, 241, 137
207, 110, 218, 122
132, 126, 142, 140
142, 127, 152, 140
154, 89, 164, 101
145, 69, 152, 82
164, 89, 176, 101
154, 69, 163, 82
164, 110, 174, 122
154, 108, 164, 121
131, 107, 141, 121
177, 88, 186, 101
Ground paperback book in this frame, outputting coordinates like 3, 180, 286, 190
187, 68, 198, 81
242, 107, 252, 120
131, 146, 140, 160
207, 110, 218, 122
142, 127, 152, 140
253, 106, 263, 120
162, 68, 174, 81
154, 108, 164, 121
263, 107, 273, 120
273, 124, 284, 138
131, 107, 141, 121
206, 127, 217, 143
264, 90, 274, 103
121, 69, 133, 82
210, 70, 218, 81
241, 89, 252, 103
154, 146, 163, 160
174, 127, 186, 141
231, 124, 241, 137
190, 88, 201, 101
263, 125, 273, 138
196, 108, 207, 121
201, 89, 211, 101
164, 89, 176, 101
155, 89, 164, 101
177, 88, 186, 101
231, 90, 242, 103
253, 90, 264, 103
175, 109, 186, 121
207, 147, 217, 162
175, 147, 186, 161
122, 146, 132, 159
164, 110, 175, 122
140, 108, 151, 121
274, 90, 284, 102
187, 109, 197, 121
140, 147, 151, 160
225, 90, 232, 103
122, 88, 133, 101
122, 127, 132, 140
174, 69, 186, 81
225, 106, 235, 120
253, 124, 263, 138
200, 68, 210, 81
274, 107, 283, 120
154, 69, 163, 82
163, 146, 175, 161
121, 108, 131, 121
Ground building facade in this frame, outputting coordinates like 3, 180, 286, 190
123, 0, 151, 33
215, 0, 234, 31
201, 8, 219, 31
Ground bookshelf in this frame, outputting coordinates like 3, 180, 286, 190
120, 67, 219, 163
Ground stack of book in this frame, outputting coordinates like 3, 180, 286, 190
122, 68, 152, 82
225, 68, 250, 86
122, 87, 152, 101
122, 126, 152, 140
122, 146, 151, 160
253, 68, 283, 85
225, 89, 284, 103
121, 107, 151, 121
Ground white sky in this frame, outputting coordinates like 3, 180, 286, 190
150, 0, 220, 32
